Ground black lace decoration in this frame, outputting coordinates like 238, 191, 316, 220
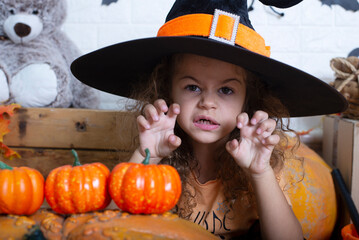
248, 0, 285, 17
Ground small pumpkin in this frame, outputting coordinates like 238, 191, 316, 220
45, 150, 111, 214
0, 161, 44, 215
109, 149, 182, 214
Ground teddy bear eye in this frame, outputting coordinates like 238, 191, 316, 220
32, 9, 39, 15
9, 8, 16, 15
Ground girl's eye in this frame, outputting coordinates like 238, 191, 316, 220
185, 85, 200, 92
219, 87, 234, 95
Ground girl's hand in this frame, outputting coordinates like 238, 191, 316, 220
225, 110, 280, 176
136, 99, 182, 164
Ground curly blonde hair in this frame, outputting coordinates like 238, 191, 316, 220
128, 54, 302, 219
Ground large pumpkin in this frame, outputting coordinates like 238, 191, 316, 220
109, 149, 182, 214
282, 140, 337, 240
0, 161, 44, 215
45, 150, 111, 214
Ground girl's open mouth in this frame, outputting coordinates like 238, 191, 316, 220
193, 116, 220, 130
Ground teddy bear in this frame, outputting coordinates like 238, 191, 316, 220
0, 0, 99, 108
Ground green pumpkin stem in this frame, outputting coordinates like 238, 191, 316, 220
142, 148, 150, 165
71, 149, 81, 166
0, 161, 13, 170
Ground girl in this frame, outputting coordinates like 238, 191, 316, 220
71, 0, 347, 239
129, 53, 302, 239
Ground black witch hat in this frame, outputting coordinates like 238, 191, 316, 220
71, 0, 347, 117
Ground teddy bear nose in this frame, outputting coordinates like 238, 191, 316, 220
14, 23, 31, 37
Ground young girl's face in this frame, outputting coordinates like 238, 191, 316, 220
171, 54, 247, 145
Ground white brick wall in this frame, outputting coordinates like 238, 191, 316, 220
63, 0, 359, 141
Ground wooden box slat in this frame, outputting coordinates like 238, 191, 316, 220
323, 115, 359, 228
0, 147, 133, 177
3, 108, 138, 151
1, 107, 139, 177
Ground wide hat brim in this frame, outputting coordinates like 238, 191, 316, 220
71, 36, 347, 117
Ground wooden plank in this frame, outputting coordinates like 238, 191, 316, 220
335, 118, 357, 227
322, 116, 336, 168
337, 119, 354, 191
3, 108, 138, 151
351, 121, 359, 211
0, 147, 133, 178
321, 116, 359, 231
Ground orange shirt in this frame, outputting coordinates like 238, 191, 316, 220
178, 171, 291, 239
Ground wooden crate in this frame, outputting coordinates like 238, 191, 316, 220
322, 115, 359, 228
0, 107, 138, 178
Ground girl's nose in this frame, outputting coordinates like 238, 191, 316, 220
199, 92, 217, 109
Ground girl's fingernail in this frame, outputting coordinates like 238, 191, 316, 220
238, 122, 243, 128
256, 128, 262, 134
153, 115, 159, 121
251, 119, 257, 125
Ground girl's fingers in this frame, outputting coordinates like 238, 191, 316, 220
167, 103, 180, 119
236, 112, 249, 128
239, 111, 278, 147
154, 99, 168, 114
168, 134, 182, 149
226, 139, 239, 153
143, 99, 171, 122
143, 99, 168, 122
256, 118, 276, 136
262, 134, 280, 146
143, 104, 160, 122
137, 115, 150, 130
250, 110, 268, 126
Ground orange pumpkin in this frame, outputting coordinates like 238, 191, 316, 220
0, 161, 44, 215
45, 150, 111, 214
342, 224, 359, 240
109, 149, 182, 214
282, 139, 337, 240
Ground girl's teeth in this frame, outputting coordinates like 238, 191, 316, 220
199, 119, 211, 124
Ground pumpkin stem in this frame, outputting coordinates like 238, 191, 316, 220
0, 161, 13, 170
71, 149, 82, 166
142, 148, 150, 165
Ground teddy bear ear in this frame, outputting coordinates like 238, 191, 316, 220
258, 0, 302, 8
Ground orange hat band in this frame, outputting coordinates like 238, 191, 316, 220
157, 11, 271, 57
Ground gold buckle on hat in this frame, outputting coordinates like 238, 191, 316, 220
209, 9, 240, 45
